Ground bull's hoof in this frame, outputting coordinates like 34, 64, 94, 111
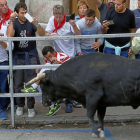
98, 128, 105, 138
99, 130, 105, 138
92, 133, 98, 138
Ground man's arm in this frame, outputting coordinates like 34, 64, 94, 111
7, 12, 17, 37
101, 20, 110, 33
130, 28, 135, 43
128, 28, 135, 56
32, 17, 45, 36
96, 0, 103, 8
69, 20, 81, 35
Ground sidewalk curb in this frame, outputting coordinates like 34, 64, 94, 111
1, 114, 140, 125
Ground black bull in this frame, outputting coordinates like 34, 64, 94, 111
31, 53, 140, 138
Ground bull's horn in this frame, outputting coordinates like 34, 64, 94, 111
25, 73, 46, 87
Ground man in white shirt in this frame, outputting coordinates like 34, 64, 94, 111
0, 0, 13, 120
45, 5, 81, 59
0, 0, 13, 27
0, 25, 14, 120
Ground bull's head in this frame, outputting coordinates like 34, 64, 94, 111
25, 70, 55, 107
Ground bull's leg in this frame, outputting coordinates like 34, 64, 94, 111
97, 107, 106, 138
86, 93, 103, 138
97, 107, 106, 130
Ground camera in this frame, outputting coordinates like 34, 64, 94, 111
66, 13, 75, 22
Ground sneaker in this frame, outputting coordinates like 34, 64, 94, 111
16, 107, 23, 116
72, 101, 83, 108
65, 104, 73, 113
0, 110, 7, 120
46, 103, 61, 116
21, 86, 39, 93
28, 109, 35, 117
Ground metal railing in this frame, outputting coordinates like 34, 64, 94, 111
0, 33, 140, 127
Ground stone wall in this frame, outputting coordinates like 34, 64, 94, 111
130, 0, 138, 10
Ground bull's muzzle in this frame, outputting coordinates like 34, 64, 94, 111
25, 73, 46, 87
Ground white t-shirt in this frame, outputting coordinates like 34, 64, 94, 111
0, 25, 14, 62
45, 16, 76, 58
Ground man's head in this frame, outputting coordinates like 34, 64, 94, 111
107, 0, 115, 9
77, 0, 89, 17
138, 0, 140, 9
0, 0, 8, 16
115, 0, 126, 13
53, 5, 65, 23
85, 9, 95, 27
42, 46, 56, 62
14, 2, 27, 23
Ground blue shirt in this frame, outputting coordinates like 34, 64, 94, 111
133, 8, 140, 31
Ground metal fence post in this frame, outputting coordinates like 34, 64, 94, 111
9, 40, 15, 127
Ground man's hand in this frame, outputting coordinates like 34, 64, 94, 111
10, 12, 18, 21
51, 57, 58, 64
35, 69, 41, 73
78, 52, 83, 55
32, 17, 39, 27
91, 42, 101, 49
46, 33, 58, 36
128, 48, 132, 56
102, 20, 110, 29
69, 20, 76, 26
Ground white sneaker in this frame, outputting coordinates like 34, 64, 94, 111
28, 109, 35, 118
16, 107, 23, 116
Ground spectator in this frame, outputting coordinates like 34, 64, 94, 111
130, 28, 140, 59
133, 0, 140, 31
0, 0, 13, 115
0, 25, 14, 120
101, 0, 135, 57
0, 0, 13, 27
45, 5, 81, 113
75, 9, 103, 55
75, 0, 89, 22
7, 2, 45, 118
96, 0, 115, 23
21, 46, 70, 116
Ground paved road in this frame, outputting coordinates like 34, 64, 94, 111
0, 123, 140, 140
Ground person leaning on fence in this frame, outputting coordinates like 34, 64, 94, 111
7, 2, 45, 118
0, 0, 14, 111
101, 0, 136, 57
21, 46, 70, 116
75, 9, 104, 56
45, 5, 81, 113
130, 28, 140, 60
0, 25, 14, 120
75, 0, 89, 22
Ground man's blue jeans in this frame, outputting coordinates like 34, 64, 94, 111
0, 61, 9, 111
104, 47, 129, 58
136, 54, 140, 60
81, 49, 97, 54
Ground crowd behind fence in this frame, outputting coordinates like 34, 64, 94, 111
0, 33, 140, 127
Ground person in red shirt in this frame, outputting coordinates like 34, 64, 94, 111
21, 46, 70, 116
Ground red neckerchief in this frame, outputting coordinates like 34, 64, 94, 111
107, 3, 111, 10
53, 14, 66, 33
0, 8, 13, 29
80, 15, 85, 19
